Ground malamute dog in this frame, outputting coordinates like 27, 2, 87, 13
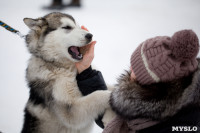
21, 12, 110, 133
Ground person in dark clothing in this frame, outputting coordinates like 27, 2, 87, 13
75, 27, 200, 132
45, 0, 81, 10
102, 29, 200, 133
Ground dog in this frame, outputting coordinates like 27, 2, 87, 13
21, 12, 111, 133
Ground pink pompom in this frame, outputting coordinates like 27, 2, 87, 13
170, 30, 199, 61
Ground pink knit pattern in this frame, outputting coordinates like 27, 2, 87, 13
131, 30, 199, 85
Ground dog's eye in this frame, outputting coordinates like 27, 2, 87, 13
62, 26, 72, 30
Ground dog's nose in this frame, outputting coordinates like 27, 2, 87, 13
85, 33, 93, 40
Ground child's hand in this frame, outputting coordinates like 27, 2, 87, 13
75, 26, 96, 74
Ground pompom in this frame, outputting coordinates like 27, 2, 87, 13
170, 30, 199, 61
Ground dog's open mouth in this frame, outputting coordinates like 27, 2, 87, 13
68, 46, 84, 60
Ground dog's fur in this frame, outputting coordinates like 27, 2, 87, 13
21, 12, 110, 133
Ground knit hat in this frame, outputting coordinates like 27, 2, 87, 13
131, 30, 199, 85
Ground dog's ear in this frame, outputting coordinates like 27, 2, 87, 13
23, 17, 47, 31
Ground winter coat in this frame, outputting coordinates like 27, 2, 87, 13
103, 59, 200, 133
76, 66, 107, 128
102, 116, 158, 133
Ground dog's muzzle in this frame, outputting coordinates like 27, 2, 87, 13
68, 33, 93, 61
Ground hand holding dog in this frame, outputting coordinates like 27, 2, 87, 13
75, 26, 96, 74
75, 41, 96, 73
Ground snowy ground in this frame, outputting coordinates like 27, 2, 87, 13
0, 0, 200, 133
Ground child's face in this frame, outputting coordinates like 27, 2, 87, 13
130, 67, 136, 81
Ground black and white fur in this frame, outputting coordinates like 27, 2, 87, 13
21, 12, 110, 133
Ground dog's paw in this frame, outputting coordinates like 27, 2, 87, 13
97, 90, 111, 99
93, 90, 111, 108
102, 108, 116, 127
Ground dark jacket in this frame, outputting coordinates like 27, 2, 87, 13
76, 66, 107, 128
105, 60, 200, 133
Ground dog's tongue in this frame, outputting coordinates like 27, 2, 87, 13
70, 46, 79, 55
69, 46, 83, 60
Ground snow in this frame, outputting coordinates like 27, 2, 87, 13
0, 0, 200, 133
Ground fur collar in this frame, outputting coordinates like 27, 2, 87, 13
110, 59, 200, 121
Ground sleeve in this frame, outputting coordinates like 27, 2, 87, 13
76, 66, 107, 95
76, 66, 107, 129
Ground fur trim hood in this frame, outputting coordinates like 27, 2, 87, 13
110, 59, 200, 121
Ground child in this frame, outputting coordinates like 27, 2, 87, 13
103, 29, 200, 133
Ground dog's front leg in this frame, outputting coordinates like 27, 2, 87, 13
73, 90, 111, 125
52, 89, 111, 130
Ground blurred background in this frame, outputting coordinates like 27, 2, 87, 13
0, 0, 200, 132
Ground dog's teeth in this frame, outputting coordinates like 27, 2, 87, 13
78, 54, 83, 58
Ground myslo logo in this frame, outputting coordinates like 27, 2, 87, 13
172, 126, 198, 132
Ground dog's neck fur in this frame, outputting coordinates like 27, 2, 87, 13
27, 55, 78, 82
39, 55, 76, 71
